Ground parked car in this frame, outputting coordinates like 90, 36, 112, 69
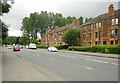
29, 43, 37, 49
13, 45, 20, 51
7, 45, 13, 49
48, 46, 58, 52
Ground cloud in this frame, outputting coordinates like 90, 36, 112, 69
2, 0, 119, 36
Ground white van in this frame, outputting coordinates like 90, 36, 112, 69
29, 43, 37, 49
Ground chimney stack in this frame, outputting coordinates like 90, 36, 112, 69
108, 4, 115, 16
54, 25, 59, 30
72, 20, 76, 28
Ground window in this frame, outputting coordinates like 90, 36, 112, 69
95, 41, 97, 45
89, 33, 91, 39
111, 29, 114, 37
111, 41, 114, 45
99, 23, 102, 27
83, 34, 86, 39
115, 40, 118, 44
90, 24, 93, 30
103, 41, 106, 44
115, 18, 118, 24
95, 32, 101, 38
95, 32, 97, 38
111, 18, 114, 25
115, 29, 118, 36
96, 23, 99, 28
96, 23, 102, 28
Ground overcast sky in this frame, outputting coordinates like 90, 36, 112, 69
2, 0, 119, 37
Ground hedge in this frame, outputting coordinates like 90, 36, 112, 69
54, 45, 71, 50
68, 46, 91, 52
37, 45, 71, 50
68, 45, 120, 54
37, 45, 48, 49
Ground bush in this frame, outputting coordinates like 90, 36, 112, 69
54, 45, 71, 50
106, 45, 120, 54
68, 46, 91, 52
68, 45, 120, 54
91, 45, 108, 53
37, 45, 48, 49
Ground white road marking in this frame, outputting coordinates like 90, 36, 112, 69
82, 66, 93, 70
37, 55, 39, 56
59, 55, 75, 58
111, 63, 119, 65
84, 59, 119, 65
92, 60, 109, 64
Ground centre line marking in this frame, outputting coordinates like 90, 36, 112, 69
82, 66, 93, 70
111, 63, 119, 65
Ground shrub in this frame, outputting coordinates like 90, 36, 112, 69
106, 45, 120, 54
68, 46, 91, 52
68, 45, 120, 54
54, 45, 71, 50
105, 48, 109, 54
37, 45, 48, 49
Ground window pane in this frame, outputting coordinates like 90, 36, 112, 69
111, 19, 114, 25
115, 29, 118, 36
96, 23, 99, 28
111, 30, 114, 35
116, 18, 118, 24
99, 23, 102, 27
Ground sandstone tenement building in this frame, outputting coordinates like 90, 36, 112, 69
41, 20, 80, 46
80, 4, 120, 46
41, 4, 120, 46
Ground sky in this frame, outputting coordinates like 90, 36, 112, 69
2, 0, 119, 37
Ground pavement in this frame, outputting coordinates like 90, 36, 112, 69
2, 47, 61, 81
59, 50, 119, 59
0, 47, 2, 83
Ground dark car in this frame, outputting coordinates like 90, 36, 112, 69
13, 45, 20, 51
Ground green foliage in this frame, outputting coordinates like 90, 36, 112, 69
85, 17, 93, 23
2, 3, 11, 14
1, 22, 8, 43
68, 45, 120, 54
37, 45, 48, 49
66, 16, 73, 24
19, 37, 28, 45
105, 48, 109, 54
54, 45, 71, 50
68, 46, 91, 52
78, 16, 83, 24
0, 0, 14, 15
30, 38, 39, 44
63, 28, 80, 45
1, 0, 14, 44
106, 45, 120, 54
5, 36, 17, 45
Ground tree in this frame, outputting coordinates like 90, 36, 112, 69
0, 0, 14, 44
66, 16, 73, 24
85, 18, 89, 23
85, 17, 93, 23
2, 21, 8, 41
78, 16, 83, 24
0, 0, 14, 15
63, 28, 80, 45
19, 36, 27, 45
5, 36, 17, 45
21, 11, 65, 42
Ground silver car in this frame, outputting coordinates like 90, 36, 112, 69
48, 46, 58, 52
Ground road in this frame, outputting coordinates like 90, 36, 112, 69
2, 47, 119, 81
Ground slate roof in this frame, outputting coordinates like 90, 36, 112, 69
80, 9, 120, 27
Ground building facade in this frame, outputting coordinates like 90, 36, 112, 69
80, 4, 120, 46
41, 20, 80, 46
41, 4, 120, 46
